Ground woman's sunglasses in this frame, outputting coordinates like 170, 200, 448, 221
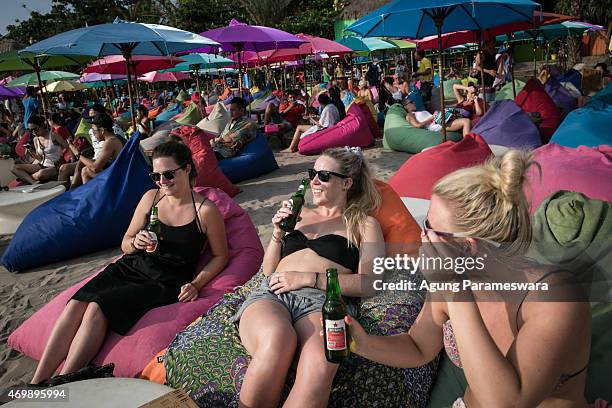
308, 168, 349, 182
422, 218, 501, 248
149, 165, 185, 182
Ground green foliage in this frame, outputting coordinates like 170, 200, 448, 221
168, 0, 248, 33
553, 0, 612, 27
276, 0, 339, 38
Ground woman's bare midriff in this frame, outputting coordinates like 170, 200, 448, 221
275, 248, 353, 276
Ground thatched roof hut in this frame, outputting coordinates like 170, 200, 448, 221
339, 0, 389, 20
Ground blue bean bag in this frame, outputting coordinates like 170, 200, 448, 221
218, 132, 279, 183
587, 83, 612, 107
550, 101, 612, 148
154, 103, 183, 126
544, 77, 577, 115
557, 69, 582, 94
471, 100, 541, 149
1, 132, 155, 272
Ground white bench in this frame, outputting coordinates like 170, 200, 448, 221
0, 182, 65, 234
400, 197, 430, 229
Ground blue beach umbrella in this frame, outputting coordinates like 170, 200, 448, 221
346, 0, 540, 140
22, 18, 219, 128
337, 36, 398, 52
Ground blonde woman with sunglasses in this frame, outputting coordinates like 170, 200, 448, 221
343, 151, 591, 408
233, 147, 385, 408
30, 140, 228, 386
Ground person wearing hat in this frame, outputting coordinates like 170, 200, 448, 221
63, 113, 124, 189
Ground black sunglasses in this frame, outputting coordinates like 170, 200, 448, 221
149, 165, 186, 182
308, 168, 349, 182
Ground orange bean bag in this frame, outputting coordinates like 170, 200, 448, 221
147, 105, 164, 120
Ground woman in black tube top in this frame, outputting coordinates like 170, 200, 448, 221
233, 147, 385, 408
31, 140, 229, 385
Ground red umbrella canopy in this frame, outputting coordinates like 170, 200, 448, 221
138, 71, 190, 83
251, 34, 353, 63
415, 11, 576, 50
84, 55, 184, 75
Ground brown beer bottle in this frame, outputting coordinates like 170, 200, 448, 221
322, 268, 350, 363
146, 206, 160, 253
279, 178, 309, 232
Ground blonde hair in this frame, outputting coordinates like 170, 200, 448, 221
432, 150, 537, 260
322, 147, 381, 247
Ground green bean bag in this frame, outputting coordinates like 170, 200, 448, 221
383, 104, 462, 154
495, 80, 526, 101
175, 102, 202, 125
443, 80, 461, 100
164, 269, 437, 407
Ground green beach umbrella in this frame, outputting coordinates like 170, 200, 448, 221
6, 70, 80, 87
0, 51, 92, 72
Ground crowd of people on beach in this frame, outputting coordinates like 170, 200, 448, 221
0, 42, 610, 407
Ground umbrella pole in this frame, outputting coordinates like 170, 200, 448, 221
533, 39, 537, 77
124, 55, 137, 130
237, 46, 243, 95
436, 21, 446, 142
510, 46, 517, 99
479, 38, 488, 112
34, 67, 48, 116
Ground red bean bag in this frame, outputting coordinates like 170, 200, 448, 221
388, 133, 493, 199
7, 186, 264, 378
524, 144, 612, 213
352, 98, 382, 139
170, 126, 240, 197
147, 105, 164, 120
297, 104, 374, 156
514, 79, 562, 143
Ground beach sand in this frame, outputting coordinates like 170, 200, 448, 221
0, 140, 410, 387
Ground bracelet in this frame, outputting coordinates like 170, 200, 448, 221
271, 233, 284, 243
130, 237, 137, 250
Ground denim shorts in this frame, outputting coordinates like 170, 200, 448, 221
231, 276, 354, 324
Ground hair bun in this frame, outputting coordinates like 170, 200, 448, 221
497, 150, 533, 204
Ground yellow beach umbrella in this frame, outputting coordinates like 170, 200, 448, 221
43, 80, 87, 93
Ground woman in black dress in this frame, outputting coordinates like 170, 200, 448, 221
31, 141, 229, 385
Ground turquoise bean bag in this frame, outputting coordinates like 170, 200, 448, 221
550, 101, 612, 148
383, 104, 462, 154
495, 80, 526, 102
443, 80, 461, 100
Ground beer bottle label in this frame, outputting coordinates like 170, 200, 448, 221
146, 231, 158, 253
325, 319, 347, 351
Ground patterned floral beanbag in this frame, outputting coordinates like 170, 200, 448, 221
165, 270, 437, 407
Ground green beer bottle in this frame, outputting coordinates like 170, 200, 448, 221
322, 268, 350, 363
146, 206, 161, 253
279, 178, 309, 232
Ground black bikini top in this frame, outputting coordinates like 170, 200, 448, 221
281, 230, 360, 272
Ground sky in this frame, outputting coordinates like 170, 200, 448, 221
1, 0, 53, 35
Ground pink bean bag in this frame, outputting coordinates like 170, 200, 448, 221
8, 187, 264, 378
524, 144, 612, 213
298, 104, 374, 156
514, 79, 562, 143
388, 133, 493, 199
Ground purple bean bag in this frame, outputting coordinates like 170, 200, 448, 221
298, 103, 375, 155
8, 187, 264, 378
544, 77, 577, 114
471, 100, 541, 149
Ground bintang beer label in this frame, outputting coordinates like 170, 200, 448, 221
323, 268, 350, 363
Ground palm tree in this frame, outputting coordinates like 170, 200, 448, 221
237, 0, 292, 26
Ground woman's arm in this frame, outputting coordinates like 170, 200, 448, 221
85, 138, 121, 173
348, 299, 445, 367
189, 200, 229, 290
262, 200, 294, 276
473, 97, 483, 117
448, 295, 590, 407
453, 84, 466, 104
120, 189, 157, 254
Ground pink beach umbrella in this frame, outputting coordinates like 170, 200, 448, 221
252, 33, 352, 63
84, 55, 184, 76
138, 71, 190, 83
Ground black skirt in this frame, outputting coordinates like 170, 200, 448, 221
72, 253, 191, 335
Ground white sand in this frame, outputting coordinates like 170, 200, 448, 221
0, 140, 410, 387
